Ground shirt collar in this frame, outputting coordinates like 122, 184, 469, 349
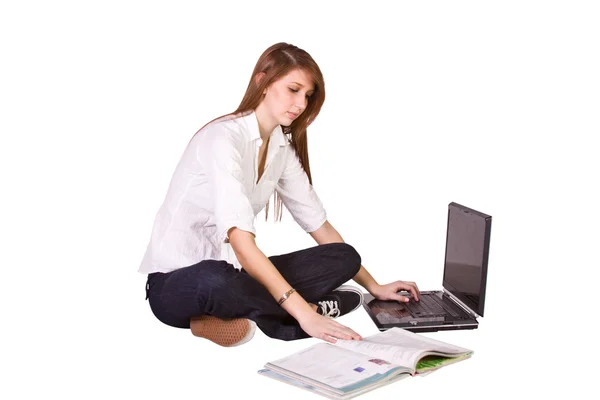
241, 111, 288, 147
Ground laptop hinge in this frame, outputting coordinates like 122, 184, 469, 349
443, 289, 480, 319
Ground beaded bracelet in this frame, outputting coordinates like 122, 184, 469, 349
278, 288, 296, 305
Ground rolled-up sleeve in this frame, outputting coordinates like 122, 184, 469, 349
196, 128, 256, 243
276, 147, 327, 233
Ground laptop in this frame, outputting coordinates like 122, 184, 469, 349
362, 202, 492, 333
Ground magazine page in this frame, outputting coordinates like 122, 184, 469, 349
334, 328, 472, 370
265, 342, 409, 393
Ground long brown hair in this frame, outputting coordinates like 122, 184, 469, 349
194, 42, 326, 222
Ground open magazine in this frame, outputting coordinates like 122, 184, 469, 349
258, 328, 473, 400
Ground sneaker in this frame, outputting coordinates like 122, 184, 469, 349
316, 285, 364, 319
190, 315, 256, 347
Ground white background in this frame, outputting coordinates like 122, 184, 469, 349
1, 1, 598, 399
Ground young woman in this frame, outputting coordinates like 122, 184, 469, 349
139, 42, 420, 347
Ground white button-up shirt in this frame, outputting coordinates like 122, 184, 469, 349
138, 111, 327, 273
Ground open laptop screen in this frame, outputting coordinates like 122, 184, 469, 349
442, 203, 491, 317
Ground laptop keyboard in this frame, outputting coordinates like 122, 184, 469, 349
405, 294, 460, 318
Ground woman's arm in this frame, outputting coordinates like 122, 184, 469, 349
228, 227, 362, 342
228, 227, 313, 320
310, 221, 420, 302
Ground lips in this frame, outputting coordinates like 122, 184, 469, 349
287, 112, 298, 119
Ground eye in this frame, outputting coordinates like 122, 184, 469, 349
289, 88, 313, 100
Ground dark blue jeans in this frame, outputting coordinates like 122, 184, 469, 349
145, 243, 361, 341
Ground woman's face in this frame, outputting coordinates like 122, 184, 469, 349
261, 68, 315, 126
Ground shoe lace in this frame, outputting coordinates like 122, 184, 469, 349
318, 300, 341, 318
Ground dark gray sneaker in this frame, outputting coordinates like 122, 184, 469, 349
316, 285, 364, 318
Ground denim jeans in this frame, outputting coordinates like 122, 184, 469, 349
145, 242, 361, 341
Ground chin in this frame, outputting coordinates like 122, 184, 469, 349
280, 117, 293, 127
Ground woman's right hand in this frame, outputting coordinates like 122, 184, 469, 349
297, 312, 362, 343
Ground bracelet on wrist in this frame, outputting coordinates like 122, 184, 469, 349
278, 288, 296, 305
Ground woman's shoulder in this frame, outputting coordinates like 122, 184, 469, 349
188, 114, 249, 157
191, 112, 252, 148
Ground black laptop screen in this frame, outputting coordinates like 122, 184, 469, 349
442, 203, 491, 317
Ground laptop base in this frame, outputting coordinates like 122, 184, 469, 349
362, 291, 479, 333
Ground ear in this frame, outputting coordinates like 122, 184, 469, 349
255, 72, 266, 88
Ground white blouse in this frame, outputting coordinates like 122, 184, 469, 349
138, 111, 327, 273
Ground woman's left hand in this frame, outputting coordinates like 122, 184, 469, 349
369, 281, 420, 303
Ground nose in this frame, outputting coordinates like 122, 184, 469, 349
294, 94, 307, 112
